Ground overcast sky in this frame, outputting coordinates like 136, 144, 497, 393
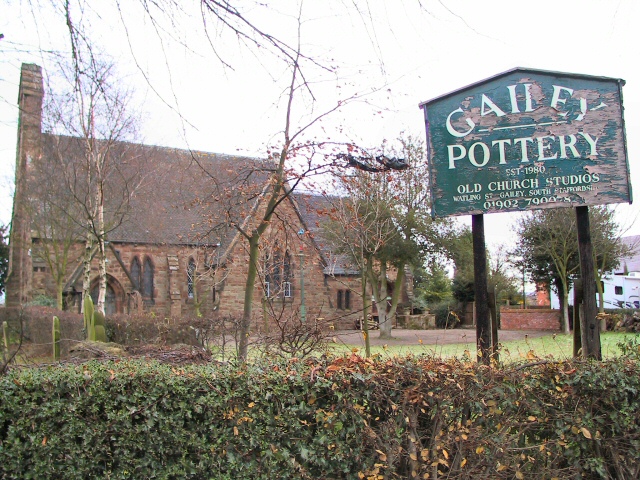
1, 0, 639, 249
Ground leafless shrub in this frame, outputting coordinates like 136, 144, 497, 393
257, 313, 334, 360
189, 314, 243, 361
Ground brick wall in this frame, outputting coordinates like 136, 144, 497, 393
500, 308, 560, 331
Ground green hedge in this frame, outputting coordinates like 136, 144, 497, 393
1, 353, 640, 479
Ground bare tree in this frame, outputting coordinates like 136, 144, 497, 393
186, 13, 361, 361
46, 7, 141, 312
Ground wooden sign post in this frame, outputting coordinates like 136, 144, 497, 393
420, 68, 630, 361
576, 206, 601, 359
472, 214, 492, 363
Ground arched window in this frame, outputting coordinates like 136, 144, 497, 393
187, 258, 196, 299
265, 249, 292, 298
130, 256, 141, 291
142, 256, 154, 304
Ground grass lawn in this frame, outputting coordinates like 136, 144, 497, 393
332, 332, 640, 361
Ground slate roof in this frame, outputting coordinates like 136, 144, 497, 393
35, 134, 274, 255
293, 192, 360, 276
33, 134, 360, 275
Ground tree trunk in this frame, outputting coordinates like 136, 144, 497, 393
556, 279, 570, 334
56, 278, 64, 311
388, 265, 405, 325
376, 262, 393, 340
96, 237, 106, 314
193, 287, 202, 318
81, 226, 93, 313
96, 189, 106, 315
239, 235, 260, 361
561, 290, 570, 334
361, 272, 371, 358
595, 273, 605, 315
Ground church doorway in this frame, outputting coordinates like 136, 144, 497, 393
90, 275, 124, 315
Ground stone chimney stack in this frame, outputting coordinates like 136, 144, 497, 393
6, 64, 44, 306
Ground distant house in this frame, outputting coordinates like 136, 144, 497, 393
600, 235, 640, 309
5, 63, 376, 330
549, 235, 640, 310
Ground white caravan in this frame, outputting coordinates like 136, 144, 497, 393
600, 273, 640, 309
551, 273, 640, 310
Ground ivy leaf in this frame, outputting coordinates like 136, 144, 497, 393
581, 427, 592, 439
299, 446, 310, 460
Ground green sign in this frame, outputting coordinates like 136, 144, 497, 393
420, 68, 631, 218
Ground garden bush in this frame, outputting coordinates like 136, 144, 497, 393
429, 301, 461, 329
1, 350, 640, 479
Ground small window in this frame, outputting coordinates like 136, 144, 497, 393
187, 258, 196, 299
283, 282, 292, 298
615, 286, 623, 295
142, 256, 154, 304
131, 257, 141, 291
337, 289, 351, 310
264, 281, 271, 298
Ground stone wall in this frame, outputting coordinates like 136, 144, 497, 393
500, 308, 560, 331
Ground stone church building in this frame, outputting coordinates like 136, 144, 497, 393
5, 63, 385, 330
